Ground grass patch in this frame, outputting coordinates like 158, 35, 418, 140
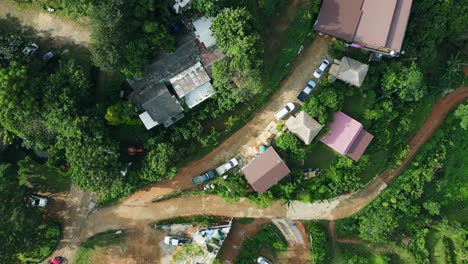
427, 231, 447, 264
304, 141, 338, 169
154, 215, 220, 226
236, 225, 287, 264
238, 217, 255, 225
342, 88, 368, 119
76, 230, 126, 264
359, 150, 387, 184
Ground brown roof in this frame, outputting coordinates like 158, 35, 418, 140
314, 0, 413, 52
314, 0, 364, 41
346, 129, 374, 161
241, 147, 290, 194
285, 111, 323, 145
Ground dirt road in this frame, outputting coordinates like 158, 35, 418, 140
0, 0, 90, 46
125, 35, 333, 205
80, 86, 468, 240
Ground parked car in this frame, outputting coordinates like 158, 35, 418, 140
22, 43, 39, 56
257, 256, 272, 264
43, 51, 57, 62
192, 170, 217, 186
29, 195, 48, 207
215, 157, 239, 176
313, 59, 330, 79
274, 103, 295, 120
164, 236, 191, 246
297, 80, 317, 102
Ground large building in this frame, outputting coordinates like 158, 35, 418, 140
320, 112, 374, 161
314, 0, 413, 56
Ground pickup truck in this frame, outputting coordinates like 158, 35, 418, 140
192, 170, 217, 186
215, 157, 239, 176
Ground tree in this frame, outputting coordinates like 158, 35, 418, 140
105, 101, 139, 126
382, 62, 426, 102
0, 33, 25, 66
211, 7, 263, 101
454, 104, 468, 130
276, 132, 306, 161
216, 174, 249, 202
193, 0, 226, 16
139, 140, 177, 182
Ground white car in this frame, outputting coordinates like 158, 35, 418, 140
274, 103, 295, 120
30, 195, 48, 207
163, 236, 190, 246
313, 59, 330, 79
22, 43, 39, 56
257, 256, 272, 264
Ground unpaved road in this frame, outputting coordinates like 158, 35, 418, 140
0, 0, 90, 46
81, 86, 468, 236
125, 35, 333, 205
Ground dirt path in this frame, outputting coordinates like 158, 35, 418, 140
286, 221, 311, 264
43, 184, 94, 264
0, 0, 90, 46
125, 35, 334, 205
80, 86, 468, 241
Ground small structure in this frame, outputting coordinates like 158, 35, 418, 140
192, 16, 216, 49
192, 221, 232, 263
169, 62, 214, 108
130, 83, 184, 129
320, 112, 374, 161
173, 0, 192, 14
241, 147, 291, 193
285, 111, 323, 145
314, 0, 413, 56
329, 57, 369, 87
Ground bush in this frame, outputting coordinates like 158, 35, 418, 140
276, 133, 306, 161
236, 227, 287, 264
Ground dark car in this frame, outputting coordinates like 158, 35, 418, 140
43, 51, 57, 63
192, 170, 217, 186
297, 80, 317, 102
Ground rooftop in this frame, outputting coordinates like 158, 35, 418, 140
128, 34, 200, 92
184, 82, 214, 108
314, 0, 413, 52
320, 112, 373, 161
193, 16, 216, 49
241, 147, 290, 193
285, 111, 323, 145
130, 83, 184, 129
170, 62, 211, 98
330, 57, 369, 87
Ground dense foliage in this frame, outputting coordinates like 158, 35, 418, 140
0, 163, 59, 263
90, 0, 174, 77
335, 111, 468, 263
211, 7, 263, 111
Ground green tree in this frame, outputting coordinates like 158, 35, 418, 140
454, 104, 468, 129
139, 140, 177, 182
0, 33, 25, 66
382, 62, 426, 102
105, 101, 139, 126
276, 133, 306, 161
193, 0, 226, 16
216, 174, 249, 202
173, 243, 204, 264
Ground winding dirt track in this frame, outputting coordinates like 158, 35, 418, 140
83, 86, 468, 239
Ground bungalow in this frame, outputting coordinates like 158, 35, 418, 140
285, 111, 323, 145
241, 147, 291, 193
320, 112, 374, 161
329, 57, 369, 87
314, 0, 413, 56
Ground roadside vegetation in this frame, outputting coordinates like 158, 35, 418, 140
75, 230, 127, 264
235, 226, 288, 264
331, 109, 468, 263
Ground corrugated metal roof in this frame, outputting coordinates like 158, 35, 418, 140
170, 62, 211, 98
241, 147, 290, 194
